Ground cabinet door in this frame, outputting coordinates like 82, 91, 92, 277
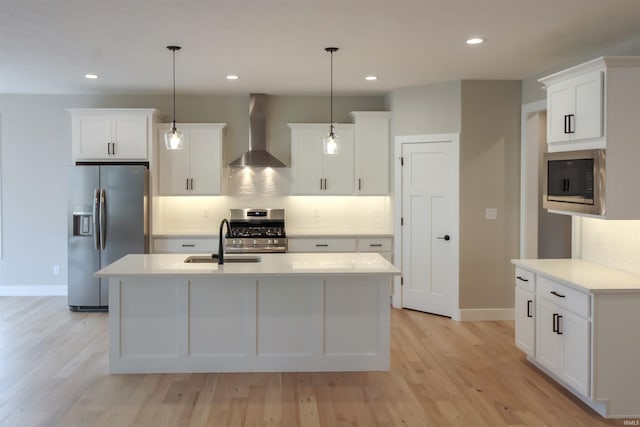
547, 82, 573, 143
515, 286, 535, 357
111, 115, 148, 159
158, 126, 191, 195
536, 298, 563, 374
323, 125, 355, 195
573, 70, 603, 141
559, 310, 590, 396
354, 114, 390, 195
77, 115, 112, 158
189, 127, 222, 195
290, 125, 328, 195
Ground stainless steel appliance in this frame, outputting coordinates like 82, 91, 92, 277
68, 164, 149, 311
543, 149, 606, 215
224, 208, 287, 253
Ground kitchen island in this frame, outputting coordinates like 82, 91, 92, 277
95, 252, 400, 374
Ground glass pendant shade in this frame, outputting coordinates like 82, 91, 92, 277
323, 127, 340, 155
164, 122, 184, 150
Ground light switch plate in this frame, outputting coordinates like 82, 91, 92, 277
485, 208, 498, 220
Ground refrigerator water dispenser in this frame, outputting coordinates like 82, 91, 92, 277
72, 213, 93, 236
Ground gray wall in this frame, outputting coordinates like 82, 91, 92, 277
387, 81, 461, 136
459, 80, 522, 309
388, 80, 521, 311
0, 94, 384, 288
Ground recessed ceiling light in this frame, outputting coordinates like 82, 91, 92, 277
466, 38, 484, 45
365, 75, 378, 81
85, 73, 99, 79
226, 75, 239, 80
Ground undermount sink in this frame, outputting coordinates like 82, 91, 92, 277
183, 255, 262, 264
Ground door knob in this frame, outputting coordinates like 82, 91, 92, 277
437, 235, 450, 241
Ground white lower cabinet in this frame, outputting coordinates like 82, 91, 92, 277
535, 297, 590, 396
515, 286, 535, 357
153, 237, 218, 253
513, 260, 640, 418
288, 236, 392, 261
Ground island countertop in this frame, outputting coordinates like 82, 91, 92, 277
95, 252, 401, 278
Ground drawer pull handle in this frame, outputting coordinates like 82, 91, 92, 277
369, 244, 383, 247
316, 244, 329, 247
557, 315, 563, 335
516, 276, 529, 282
182, 244, 195, 247
552, 313, 558, 333
550, 291, 566, 298
526, 300, 533, 318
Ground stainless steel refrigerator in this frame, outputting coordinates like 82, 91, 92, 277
68, 164, 149, 311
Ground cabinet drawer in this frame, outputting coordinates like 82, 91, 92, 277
515, 267, 535, 293
153, 238, 218, 253
357, 238, 392, 252
288, 238, 357, 253
537, 276, 590, 318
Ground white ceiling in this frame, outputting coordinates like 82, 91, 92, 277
3, 0, 640, 95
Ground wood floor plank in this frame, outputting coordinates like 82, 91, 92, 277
0, 296, 630, 426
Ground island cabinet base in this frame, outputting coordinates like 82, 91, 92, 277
108, 276, 391, 373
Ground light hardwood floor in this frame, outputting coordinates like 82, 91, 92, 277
0, 296, 630, 426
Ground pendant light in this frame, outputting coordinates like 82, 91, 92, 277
323, 47, 340, 155
164, 45, 184, 150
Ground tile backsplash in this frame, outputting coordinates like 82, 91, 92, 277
152, 195, 392, 235
578, 217, 640, 274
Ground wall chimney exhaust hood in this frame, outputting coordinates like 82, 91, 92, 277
228, 94, 286, 168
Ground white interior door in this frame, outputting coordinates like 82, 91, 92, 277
400, 139, 458, 317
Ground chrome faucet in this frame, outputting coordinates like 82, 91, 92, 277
218, 218, 230, 265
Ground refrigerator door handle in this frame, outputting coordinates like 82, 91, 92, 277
99, 188, 107, 249
93, 189, 100, 251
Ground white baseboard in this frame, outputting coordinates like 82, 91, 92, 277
457, 308, 514, 321
0, 285, 67, 296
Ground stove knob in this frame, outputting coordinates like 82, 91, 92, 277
274, 239, 278, 245
253, 239, 257, 245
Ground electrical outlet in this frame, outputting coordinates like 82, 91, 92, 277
485, 208, 498, 220
53, 265, 60, 275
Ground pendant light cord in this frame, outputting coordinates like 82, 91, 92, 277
330, 49, 333, 130
172, 48, 176, 127
167, 45, 181, 130
325, 47, 338, 135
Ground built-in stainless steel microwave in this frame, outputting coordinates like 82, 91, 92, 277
543, 149, 605, 215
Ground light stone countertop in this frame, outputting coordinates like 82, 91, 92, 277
96, 252, 401, 278
512, 259, 640, 293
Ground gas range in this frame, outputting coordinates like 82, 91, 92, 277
224, 208, 287, 253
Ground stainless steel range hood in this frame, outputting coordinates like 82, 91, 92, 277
228, 94, 286, 168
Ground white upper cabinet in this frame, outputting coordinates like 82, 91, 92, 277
69, 109, 158, 161
350, 111, 391, 195
289, 123, 355, 195
157, 123, 225, 195
546, 70, 603, 145
539, 56, 640, 153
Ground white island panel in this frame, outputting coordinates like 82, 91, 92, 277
99, 253, 400, 374
189, 278, 250, 357
325, 278, 382, 355
120, 279, 185, 358
257, 278, 317, 356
